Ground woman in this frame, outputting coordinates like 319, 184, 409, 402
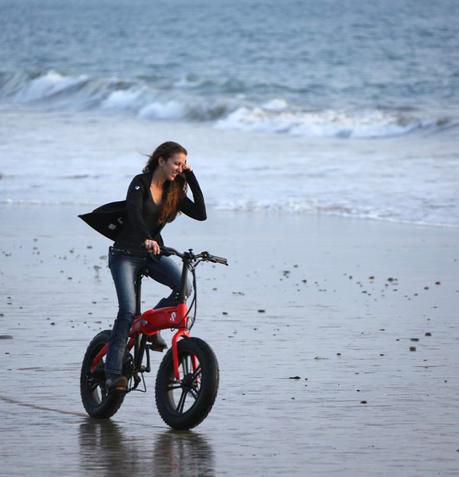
105, 141, 207, 392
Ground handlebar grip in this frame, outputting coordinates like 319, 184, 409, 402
159, 246, 180, 257
209, 255, 228, 265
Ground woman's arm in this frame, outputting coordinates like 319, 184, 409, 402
179, 170, 207, 221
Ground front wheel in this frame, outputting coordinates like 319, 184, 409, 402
80, 330, 125, 418
155, 337, 219, 430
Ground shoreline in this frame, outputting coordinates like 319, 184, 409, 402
1, 201, 459, 230
1, 107, 458, 228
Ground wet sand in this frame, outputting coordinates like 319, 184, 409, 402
1, 204, 458, 476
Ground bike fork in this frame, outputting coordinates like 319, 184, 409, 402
172, 330, 199, 381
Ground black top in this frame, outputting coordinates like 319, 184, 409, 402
113, 169, 206, 254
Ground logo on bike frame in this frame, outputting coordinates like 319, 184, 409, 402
170, 312, 177, 322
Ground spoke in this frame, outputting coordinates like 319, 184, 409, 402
88, 382, 99, 392
176, 389, 188, 414
191, 366, 201, 381
189, 387, 199, 400
167, 383, 183, 391
87, 376, 102, 392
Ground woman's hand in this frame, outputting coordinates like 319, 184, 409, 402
183, 162, 193, 173
145, 239, 161, 255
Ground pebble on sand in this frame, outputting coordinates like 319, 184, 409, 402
409, 346, 416, 351
257, 309, 266, 313
0, 335, 13, 340
289, 376, 301, 380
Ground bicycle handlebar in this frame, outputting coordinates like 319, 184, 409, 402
159, 246, 228, 266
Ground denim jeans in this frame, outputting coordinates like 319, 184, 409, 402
105, 247, 191, 377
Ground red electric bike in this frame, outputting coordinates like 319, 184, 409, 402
80, 246, 228, 430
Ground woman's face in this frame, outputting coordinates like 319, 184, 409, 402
160, 152, 187, 181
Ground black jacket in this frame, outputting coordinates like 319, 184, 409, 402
79, 170, 206, 252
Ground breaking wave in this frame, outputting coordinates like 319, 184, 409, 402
0, 70, 455, 139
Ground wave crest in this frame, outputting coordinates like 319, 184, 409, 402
0, 70, 455, 139
215, 103, 453, 138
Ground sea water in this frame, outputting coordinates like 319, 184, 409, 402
0, 0, 458, 226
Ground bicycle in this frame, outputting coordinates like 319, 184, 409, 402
80, 246, 228, 430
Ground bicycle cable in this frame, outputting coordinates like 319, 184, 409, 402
181, 262, 198, 330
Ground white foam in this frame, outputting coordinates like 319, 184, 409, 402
2, 70, 453, 139
216, 106, 449, 139
15, 70, 88, 102
138, 100, 187, 120
101, 88, 144, 111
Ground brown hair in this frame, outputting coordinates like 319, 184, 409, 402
143, 141, 188, 224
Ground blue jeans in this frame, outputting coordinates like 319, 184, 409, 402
105, 247, 191, 377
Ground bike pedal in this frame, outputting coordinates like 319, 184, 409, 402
147, 343, 166, 352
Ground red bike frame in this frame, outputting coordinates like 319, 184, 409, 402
90, 302, 196, 381
89, 247, 227, 386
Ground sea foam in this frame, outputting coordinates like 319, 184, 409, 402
0, 70, 454, 139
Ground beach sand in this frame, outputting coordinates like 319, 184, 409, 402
0, 204, 458, 476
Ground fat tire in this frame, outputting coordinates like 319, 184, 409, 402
155, 337, 219, 430
80, 330, 125, 418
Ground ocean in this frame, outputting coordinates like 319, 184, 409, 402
0, 0, 458, 226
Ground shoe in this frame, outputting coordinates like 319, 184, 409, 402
105, 375, 128, 393
146, 332, 168, 352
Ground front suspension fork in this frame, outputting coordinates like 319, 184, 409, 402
172, 329, 199, 381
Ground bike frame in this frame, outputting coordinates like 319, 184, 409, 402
90, 252, 198, 382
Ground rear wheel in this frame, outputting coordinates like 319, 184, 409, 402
80, 330, 125, 418
155, 337, 219, 430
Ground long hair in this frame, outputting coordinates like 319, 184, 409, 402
143, 141, 188, 224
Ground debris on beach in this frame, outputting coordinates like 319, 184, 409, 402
289, 376, 301, 380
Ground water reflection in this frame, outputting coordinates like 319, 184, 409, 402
78, 419, 215, 477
